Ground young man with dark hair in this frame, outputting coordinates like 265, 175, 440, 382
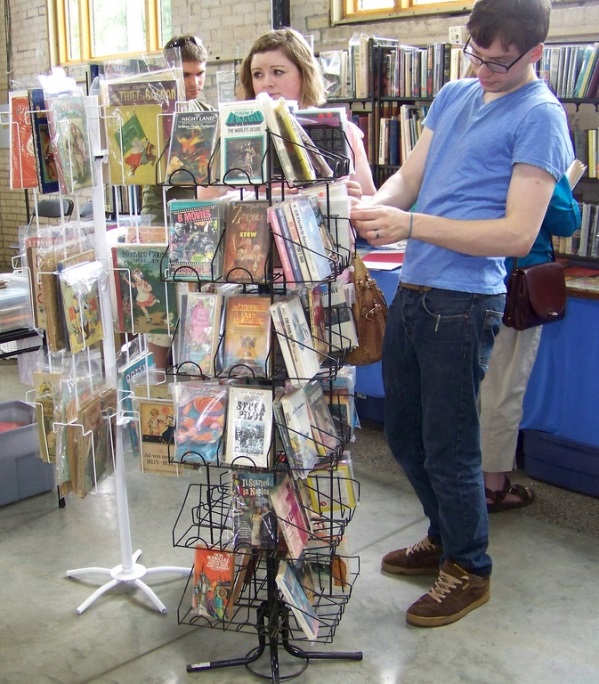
350, 0, 573, 627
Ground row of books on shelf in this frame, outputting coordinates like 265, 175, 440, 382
538, 43, 599, 100
555, 200, 599, 258
321, 36, 467, 101
378, 103, 429, 166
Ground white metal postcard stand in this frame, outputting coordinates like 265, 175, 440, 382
65, 95, 189, 614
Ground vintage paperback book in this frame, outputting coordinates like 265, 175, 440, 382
272, 294, 322, 385
28, 87, 60, 194
112, 243, 176, 335
231, 469, 276, 549
168, 199, 224, 280
275, 561, 319, 641
303, 379, 340, 460
269, 473, 311, 559
103, 76, 179, 185
219, 100, 268, 185
222, 199, 271, 284
9, 90, 38, 189
46, 91, 93, 194
276, 387, 320, 472
176, 291, 223, 376
224, 385, 273, 468
58, 259, 104, 354
271, 98, 316, 182
221, 294, 273, 378
268, 204, 303, 283
165, 109, 219, 185
135, 396, 180, 475
288, 196, 332, 282
172, 381, 228, 464
192, 546, 235, 621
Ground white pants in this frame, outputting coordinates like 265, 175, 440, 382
479, 323, 543, 473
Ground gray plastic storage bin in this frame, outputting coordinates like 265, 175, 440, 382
0, 400, 55, 506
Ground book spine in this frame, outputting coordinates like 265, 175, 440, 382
268, 205, 296, 283
280, 202, 312, 281
289, 200, 321, 281
279, 300, 306, 381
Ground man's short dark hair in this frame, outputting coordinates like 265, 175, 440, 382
467, 0, 552, 54
164, 34, 208, 63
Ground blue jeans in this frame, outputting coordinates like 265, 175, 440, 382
383, 286, 504, 577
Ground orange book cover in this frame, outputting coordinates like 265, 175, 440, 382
9, 90, 37, 189
221, 294, 272, 378
222, 200, 270, 283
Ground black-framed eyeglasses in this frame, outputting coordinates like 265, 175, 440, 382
165, 35, 202, 50
463, 37, 528, 74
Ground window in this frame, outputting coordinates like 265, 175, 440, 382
51, 0, 172, 64
335, 0, 473, 24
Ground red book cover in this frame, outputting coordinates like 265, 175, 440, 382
9, 90, 37, 189
192, 546, 235, 620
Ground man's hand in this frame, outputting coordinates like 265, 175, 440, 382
350, 204, 410, 245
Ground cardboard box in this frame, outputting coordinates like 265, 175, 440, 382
0, 401, 55, 506
522, 430, 599, 498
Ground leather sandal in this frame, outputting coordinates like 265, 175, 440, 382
485, 476, 536, 513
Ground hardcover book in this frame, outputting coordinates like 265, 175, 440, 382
231, 469, 276, 549
103, 76, 179, 185
192, 546, 235, 620
275, 561, 319, 641
168, 199, 224, 280
46, 91, 94, 194
222, 199, 271, 284
172, 381, 228, 464
269, 473, 311, 559
9, 90, 38, 189
176, 291, 223, 376
165, 109, 219, 185
112, 243, 176, 335
28, 87, 60, 193
219, 100, 268, 185
224, 385, 273, 468
221, 295, 273, 378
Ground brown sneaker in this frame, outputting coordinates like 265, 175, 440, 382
406, 559, 490, 627
381, 536, 442, 576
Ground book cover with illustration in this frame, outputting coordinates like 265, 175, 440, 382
46, 92, 93, 194
103, 77, 179, 185
221, 294, 272, 378
111, 243, 175, 335
231, 469, 276, 549
176, 291, 223, 376
224, 385, 273, 468
276, 294, 322, 384
135, 396, 180, 475
303, 379, 340, 460
269, 473, 311, 559
165, 109, 219, 185
172, 381, 227, 465
222, 200, 270, 283
28, 87, 60, 193
168, 199, 224, 280
58, 259, 104, 354
275, 561, 319, 641
219, 100, 268, 185
9, 90, 38, 189
192, 546, 235, 620
276, 387, 320, 472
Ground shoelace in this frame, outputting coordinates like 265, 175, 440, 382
427, 569, 466, 604
407, 537, 435, 556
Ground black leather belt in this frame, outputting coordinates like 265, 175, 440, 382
400, 283, 432, 292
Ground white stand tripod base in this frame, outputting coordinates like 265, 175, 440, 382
66, 549, 189, 615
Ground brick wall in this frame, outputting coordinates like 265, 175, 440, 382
1, 0, 599, 269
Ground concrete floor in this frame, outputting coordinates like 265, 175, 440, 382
1, 358, 599, 684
